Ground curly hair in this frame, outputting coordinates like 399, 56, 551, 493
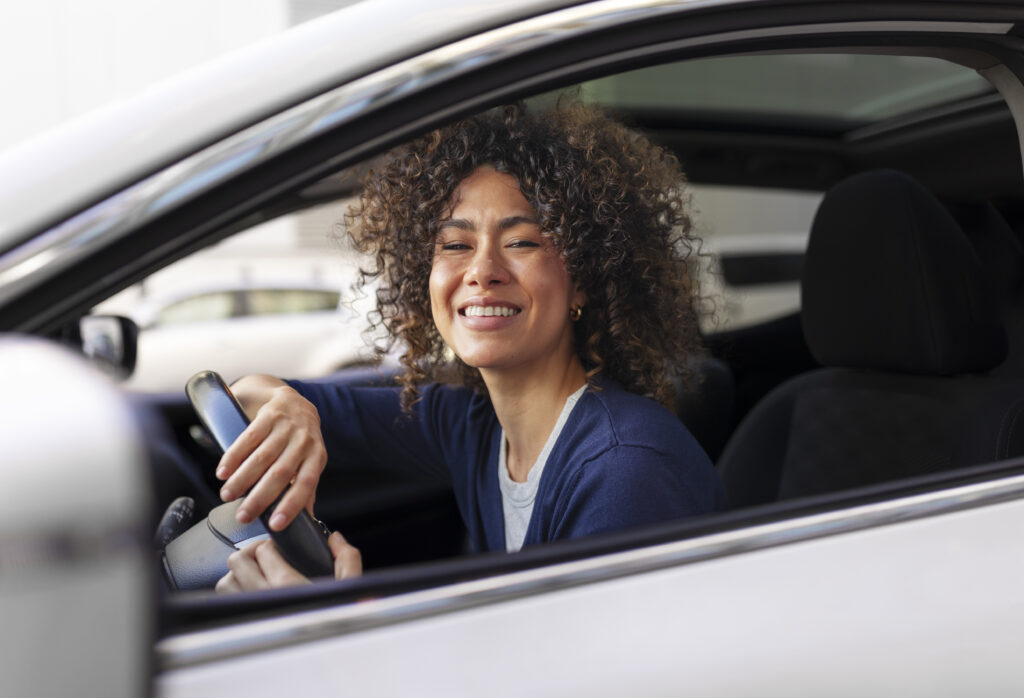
345, 100, 702, 411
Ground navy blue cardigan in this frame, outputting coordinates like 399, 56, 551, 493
288, 377, 725, 552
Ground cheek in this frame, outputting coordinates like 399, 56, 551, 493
428, 264, 450, 325
534, 256, 575, 304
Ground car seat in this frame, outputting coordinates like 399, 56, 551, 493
674, 355, 736, 462
949, 200, 1024, 377
717, 169, 1024, 507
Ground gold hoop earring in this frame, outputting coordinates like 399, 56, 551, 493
569, 306, 582, 322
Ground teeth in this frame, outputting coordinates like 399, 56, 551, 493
465, 305, 518, 317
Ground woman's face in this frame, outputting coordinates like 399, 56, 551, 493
429, 166, 584, 379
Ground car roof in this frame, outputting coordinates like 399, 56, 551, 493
0, 0, 586, 250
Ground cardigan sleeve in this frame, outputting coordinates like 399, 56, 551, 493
286, 378, 506, 551
285, 379, 478, 484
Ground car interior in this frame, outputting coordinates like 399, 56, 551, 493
41, 40, 1024, 633
718, 168, 1024, 506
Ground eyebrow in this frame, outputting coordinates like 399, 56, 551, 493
438, 215, 539, 231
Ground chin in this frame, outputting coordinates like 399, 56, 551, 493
456, 355, 507, 371
449, 341, 510, 368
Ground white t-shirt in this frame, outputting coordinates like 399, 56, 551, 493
498, 384, 587, 552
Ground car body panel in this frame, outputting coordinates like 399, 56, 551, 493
157, 485, 1024, 696
128, 310, 364, 391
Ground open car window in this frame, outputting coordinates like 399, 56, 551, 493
141, 47, 1024, 616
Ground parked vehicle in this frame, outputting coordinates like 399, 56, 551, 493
4, 0, 1024, 695
110, 276, 375, 391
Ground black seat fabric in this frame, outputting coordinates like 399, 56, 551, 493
674, 355, 735, 462
718, 170, 1024, 507
951, 200, 1024, 377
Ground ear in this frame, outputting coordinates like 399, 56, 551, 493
572, 285, 586, 309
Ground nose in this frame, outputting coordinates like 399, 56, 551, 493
464, 243, 510, 287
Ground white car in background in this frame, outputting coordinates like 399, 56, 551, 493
117, 277, 376, 391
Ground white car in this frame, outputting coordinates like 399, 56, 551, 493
110, 277, 376, 391
3, 1, 1024, 696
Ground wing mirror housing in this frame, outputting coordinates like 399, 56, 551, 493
64, 315, 139, 380
0, 337, 153, 696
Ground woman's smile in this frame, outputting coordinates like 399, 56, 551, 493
458, 298, 523, 328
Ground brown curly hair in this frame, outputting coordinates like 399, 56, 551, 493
346, 100, 702, 410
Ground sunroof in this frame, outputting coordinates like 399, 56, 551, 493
581, 54, 993, 124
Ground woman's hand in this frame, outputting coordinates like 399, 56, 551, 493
215, 531, 363, 593
216, 374, 327, 531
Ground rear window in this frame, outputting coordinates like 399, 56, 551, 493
720, 252, 804, 287
157, 291, 239, 325
245, 289, 340, 315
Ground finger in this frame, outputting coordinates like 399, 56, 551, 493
329, 531, 363, 580
253, 540, 311, 587
216, 416, 273, 482
327, 531, 345, 556
237, 437, 308, 526
224, 428, 291, 509
266, 448, 326, 531
225, 543, 271, 591
215, 571, 242, 594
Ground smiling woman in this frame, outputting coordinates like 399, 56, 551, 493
214, 100, 726, 591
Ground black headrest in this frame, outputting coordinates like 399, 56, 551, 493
801, 170, 1006, 374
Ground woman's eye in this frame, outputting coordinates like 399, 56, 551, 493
438, 241, 470, 251
508, 239, 540, 248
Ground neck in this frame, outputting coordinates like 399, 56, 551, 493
482, 352, 587, 483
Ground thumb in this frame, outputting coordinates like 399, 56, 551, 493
327, 530, 348, 556
328, 531, 363, 580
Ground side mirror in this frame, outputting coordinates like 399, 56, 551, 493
77, 315, 139, 380
0, 337, 153, 696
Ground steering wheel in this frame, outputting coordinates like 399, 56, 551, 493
157, 371, 334, 590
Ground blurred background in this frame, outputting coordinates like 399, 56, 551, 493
2, 1, 382, 390
0, 0, 362, 152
